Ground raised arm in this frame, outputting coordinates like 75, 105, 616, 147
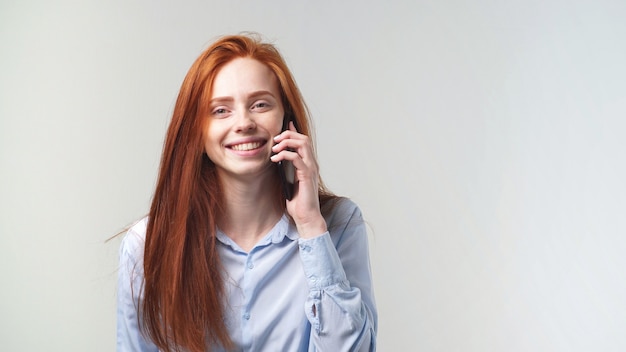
298, 199, 378, 351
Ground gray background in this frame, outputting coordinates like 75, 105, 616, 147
1, 0, 625, 351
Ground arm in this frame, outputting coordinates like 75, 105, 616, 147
298, 200, 378, 352
116, 223, 159, 352
272, 126, 377, 350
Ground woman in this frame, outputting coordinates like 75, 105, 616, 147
117, 34, 377, 352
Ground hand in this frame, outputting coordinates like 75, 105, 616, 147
271, 122, 327, 238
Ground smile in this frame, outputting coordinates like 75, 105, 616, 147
229, 141, 264, 151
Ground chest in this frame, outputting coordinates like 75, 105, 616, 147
218, 238, 311, 350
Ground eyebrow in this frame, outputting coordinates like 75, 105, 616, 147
209, 90, 277, 106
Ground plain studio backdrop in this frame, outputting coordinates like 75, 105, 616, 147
1, 0, 625, 351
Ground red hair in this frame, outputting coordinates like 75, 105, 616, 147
142, 34, 335, 351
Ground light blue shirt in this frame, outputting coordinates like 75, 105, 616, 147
117, 198, 377, 351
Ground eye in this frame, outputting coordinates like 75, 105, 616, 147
211, 107, 230, 118
251, 101, 271, 111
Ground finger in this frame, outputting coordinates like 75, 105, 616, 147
270, 150, 313, 174
269, 149, 297, 163
274, 129, 306, 143
271, 138, 306, 154
272, 142, 316, 168
272, 132, 314, 154
270, 149, 303, 164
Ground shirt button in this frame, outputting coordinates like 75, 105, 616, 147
247, 262, 254, 269
243, 313, 250, 320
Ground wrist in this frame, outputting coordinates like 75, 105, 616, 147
296, 216, 327, 239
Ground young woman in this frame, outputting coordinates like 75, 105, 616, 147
117, 34, 377, 352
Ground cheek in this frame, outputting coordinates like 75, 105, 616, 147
202, 120, 221, 154
271, 113, 285, 135
273, 119, 283, 135
257, 114, 284, 137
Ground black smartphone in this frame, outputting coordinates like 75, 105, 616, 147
277, 113, 298, 200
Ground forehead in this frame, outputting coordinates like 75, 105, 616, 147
210, 57, 280, 97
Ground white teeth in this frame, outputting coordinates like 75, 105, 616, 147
231, 142, 261, 151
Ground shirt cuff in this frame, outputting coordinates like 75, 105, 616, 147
298, 232, 348, 289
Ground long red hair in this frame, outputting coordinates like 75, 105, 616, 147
142, 34, 334, 352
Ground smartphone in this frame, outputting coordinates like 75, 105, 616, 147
277, 113, 299, 200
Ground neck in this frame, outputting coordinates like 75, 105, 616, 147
217, 170, 283, 252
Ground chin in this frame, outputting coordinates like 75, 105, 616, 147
227, 162, 275, 179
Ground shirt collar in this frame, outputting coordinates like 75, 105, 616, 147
272, 214, 299, 243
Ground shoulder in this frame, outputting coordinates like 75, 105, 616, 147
119, 217, 148, 264
323, 197, 362, 225
323, 197, 365, 242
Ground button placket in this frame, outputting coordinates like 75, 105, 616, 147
241, 252, 255, 327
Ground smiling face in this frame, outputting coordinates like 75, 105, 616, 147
204, 57, 285, 181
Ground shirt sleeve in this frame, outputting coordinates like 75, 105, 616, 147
298, 199, 378, 352
116, 224, 160, 352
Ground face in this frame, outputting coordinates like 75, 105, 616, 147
204, 57, 285, 180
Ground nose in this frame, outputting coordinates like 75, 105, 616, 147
234, 110, 256, 132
